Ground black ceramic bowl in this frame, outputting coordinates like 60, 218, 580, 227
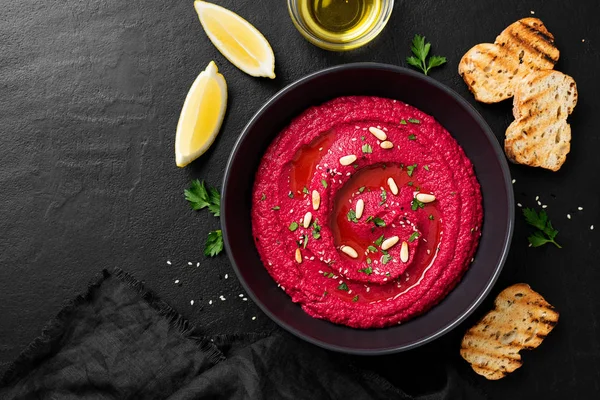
222, 63, 514, 355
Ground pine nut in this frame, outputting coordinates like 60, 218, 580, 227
355, 199, 365, 219
381, 236, 400, 251
303, 212, 312, 228
380, 141, 393, 149
416, 193, 436, 203
400, 241, 409, 263
295, 248, 302, 264
312, 190, 320, 211
339, 155, 357, 166
368, 126, 387, 141
340, 245, 358, 259
387, 177, 399, 195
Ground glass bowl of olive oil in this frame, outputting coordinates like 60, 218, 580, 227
288, 0, 394, 51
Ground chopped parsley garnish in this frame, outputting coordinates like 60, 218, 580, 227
302, 187, 309, 194
260, 193, 266, 201
407, 181, 414, 186
429, 214, 435, 220
381, 252, 392, 264
406, 34, 447, 75
323, 291, 328, 297
373, 217, 386, 227
358, 266, 373, 275
423, 165, 430, 171
271, 206, 280, 210
374, 235, 384, 246
406, 164, 417, 177
347, 209, 358, 223
312, 219, 321, 239
185, 179, 221, 217
408, 118, 421, 124
379, 188, 387, 205
302, 234, 309, 248
366, 216, 374, 223
358, 186, 366, 193
408, 134, 417, 141
353, 164, 359, 169
288, 191, 294, 198
361, 136, 365, 141
338, 282, 349, 291
385, 272, 391, 277
362, 143, 373, 154
321, 179, 328, 188
450, 191, 457, 196
523, 208, 562, 248
289, 222, 299, 231
367, 245, 378, 253
408, 231, 420, 242
352, 295, 359, 302
382, 164, 387, 170
204, 230, 224, 257
323, 271, 335, 278
411, 198, 425, 211
400, 119, 407, 125
366, 258, 372, 265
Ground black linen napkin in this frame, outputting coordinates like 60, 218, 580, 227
0, 269, 487, 399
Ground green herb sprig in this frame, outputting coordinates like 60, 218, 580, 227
523, 208, 561, 248
406, 34, 447, 75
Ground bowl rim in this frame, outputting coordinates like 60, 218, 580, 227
221, 62, 514, 355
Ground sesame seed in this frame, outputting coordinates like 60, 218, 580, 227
542, 205, 548, 209
196, 262, 200, 267
174, 279, 180, 284
578, 207, 583, 211
567, 214, 571, 219
239, 294, 244, 297
166, 261, 172, 265
209, 300, 212, 304
190, 300, 194, 305
535, 196, 539, 201
224, 274, 228, 279
537, 201, 542, 206
591, 225, 595, 230
517, 203, 522, 207
243, 298, 247, 301
530, 10, 535, 14
582, 39, 586, 43
188, 262, 192, 266
512, 179, 516, 184
252, 316, 257, 320
220, 296, 226, 301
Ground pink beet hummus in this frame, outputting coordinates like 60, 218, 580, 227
251, 96, 482, 329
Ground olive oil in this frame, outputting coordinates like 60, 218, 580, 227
298, 0, 383, 44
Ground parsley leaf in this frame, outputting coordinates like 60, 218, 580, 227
406, 164, 417, 177
411, 198, 425, 211
408, 231, 420, 242
312, 219, 321, 239
303, 234, 309, 249
288, 192, 294, 198
374, 235, 384, 246
373, 217, 386, 227
382, 253, 392, 264
289, 222, 299, 231
429, 214, 435, 220
272, 206, 280, 210
260, 193, 266, 201
408, 118, 421, 124
406, 34, 447, 75
362, 143, 373, 154
366, 215, 374, 223
367, 245, 378, 253
303, 187, 309, 194
321, 179, 328, 188
400, 119, 407, 125
523, 208, 561, 248
185, 179, 221, 217
352, 295, 359, 302
423, 165, 430, 171
347, 209, 358, 223
338, 282, 349, 291
358, 186, 366, 193
358, 266, 373, 275
408, 134, 417, 141
204, 230, 224, 257
379, 188, 387, 205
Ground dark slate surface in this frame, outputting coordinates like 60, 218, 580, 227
1, 0, 599, 397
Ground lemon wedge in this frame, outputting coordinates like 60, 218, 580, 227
175, 61, 227, 168
194, 1, 275, 79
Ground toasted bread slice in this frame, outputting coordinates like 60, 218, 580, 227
505, 70, 578, 171
459, 18, 559, 103
460, 283, 559, 380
